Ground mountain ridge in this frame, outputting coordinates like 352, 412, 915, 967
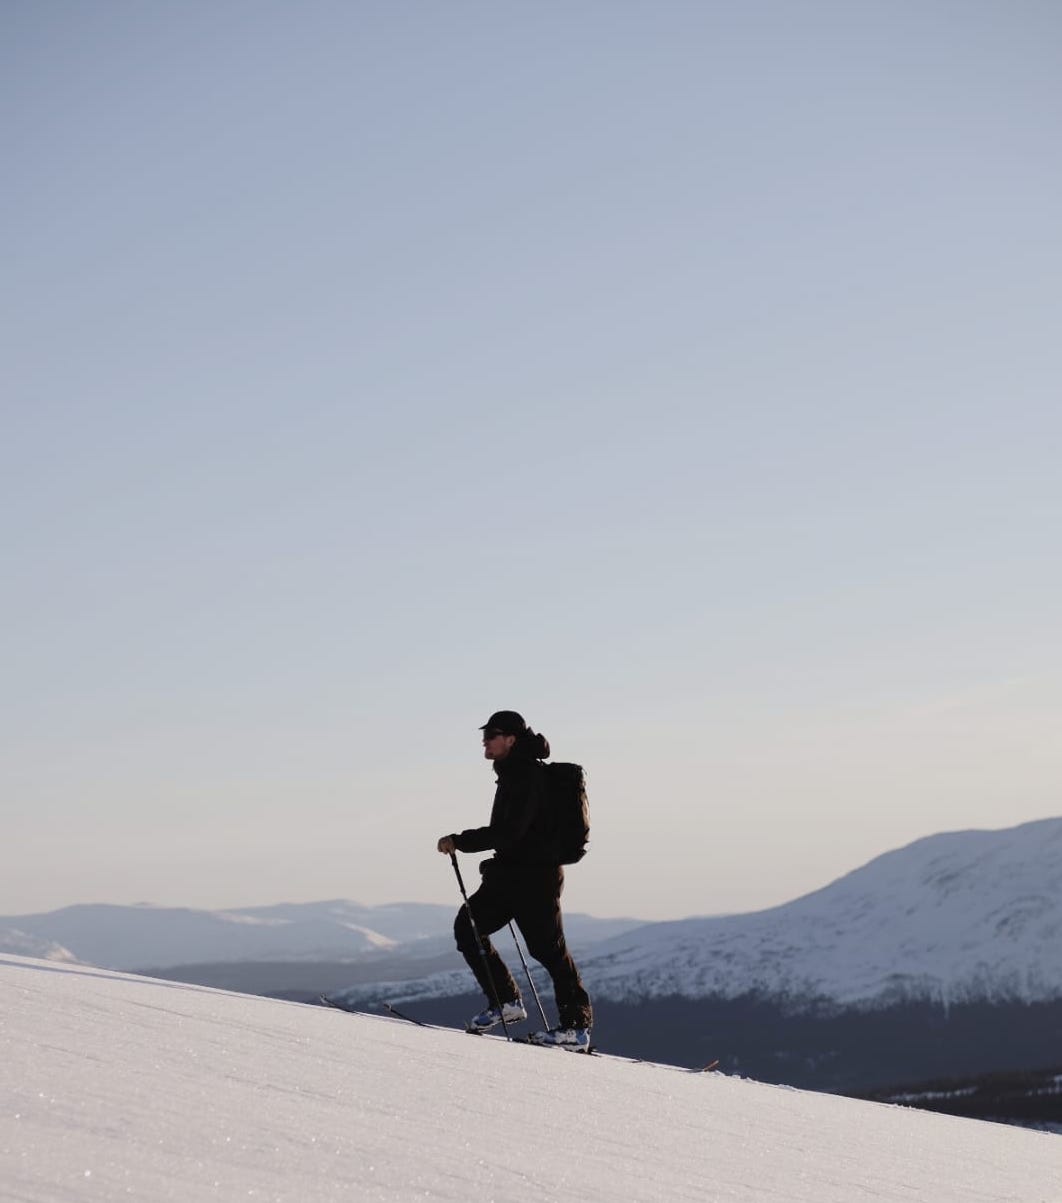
0, 898, 644, 972
330, 816, 1062, 1012
585, 815, 1062, 1007
7, 817, 1060, 1011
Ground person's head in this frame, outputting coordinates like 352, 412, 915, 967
479, 710, 527, 761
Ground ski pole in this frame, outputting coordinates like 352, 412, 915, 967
449, 852, 512, 1040
508, 921, 549, 1029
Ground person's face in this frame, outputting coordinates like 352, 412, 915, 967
482, 729, 516, 760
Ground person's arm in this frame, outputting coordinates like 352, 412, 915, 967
450, 825, 495, 853
436, 828, 495, 854
453, 763, 544, 854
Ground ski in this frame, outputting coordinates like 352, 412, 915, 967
381, 1001, 429, 1027
519, 1036, 595, 1055
318, 993, 365, 1015
467, 1028, 595, 1054
318, 996, 719, 1072
317, 996, 431, 1028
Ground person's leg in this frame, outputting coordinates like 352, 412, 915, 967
514, 867, 593, 1030
453, 867, 521, 1007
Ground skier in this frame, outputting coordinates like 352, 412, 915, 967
436, 710, 593, 1049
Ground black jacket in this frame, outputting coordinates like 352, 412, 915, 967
452, 734, 556, 865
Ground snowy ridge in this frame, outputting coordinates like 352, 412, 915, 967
0, 900, 644, 973
0, 929, 79, 963
581, 817, 1062, 1007
3, 954, 1060, 1202
345, 817, 1062, 1012
0, 901, 406, 970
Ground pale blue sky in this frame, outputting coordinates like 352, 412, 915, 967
4, 2, 1061, 921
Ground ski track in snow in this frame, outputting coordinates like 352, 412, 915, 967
2, 955, 1060, 1203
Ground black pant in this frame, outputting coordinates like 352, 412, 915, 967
454, 860, 593, 1031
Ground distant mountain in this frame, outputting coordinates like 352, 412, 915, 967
580, 816, 1062, 1008
0, 899, 645, 973
333, 818, 1062, 1012
0, 900, 406, 970
0, 929, 78, 963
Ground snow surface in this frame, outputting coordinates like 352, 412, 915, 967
3, 955, 1060, 1202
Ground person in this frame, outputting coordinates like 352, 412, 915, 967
436, 710, 593, 1049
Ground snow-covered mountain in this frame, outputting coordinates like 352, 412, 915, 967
3, 953, 1059, 1202
582, 816, 1062, 1007
0, 899, 643, 972
0, 928, 78, 963
0, 900, 407, 971
340, 817, 1062, 1012
11, 817, 1060, 1011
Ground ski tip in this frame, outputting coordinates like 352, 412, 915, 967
318, 994, 351, 1011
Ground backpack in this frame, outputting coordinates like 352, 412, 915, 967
542, 761, 590, 864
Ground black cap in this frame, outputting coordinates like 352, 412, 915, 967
479, 710, 528, 736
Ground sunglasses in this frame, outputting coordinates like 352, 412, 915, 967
482, 730, 507, 740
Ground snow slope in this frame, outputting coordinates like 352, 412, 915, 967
3, 955, 1060, 1202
